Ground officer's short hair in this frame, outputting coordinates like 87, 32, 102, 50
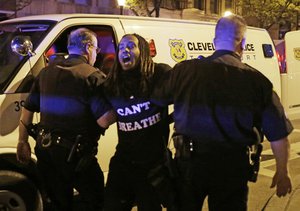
67, 28, 97, 52
215, 14, 247, 46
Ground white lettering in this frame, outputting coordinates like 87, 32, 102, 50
118, 112, 161, 131
148, 115, 156, 126
155, 113, 161, 121
118, 122, 126, 131
141, 102, 151, 110
133, 121, 143, 130
117, 108, 124, 116
116, 101, 152, 117
126, 122, 133, 131
124, 107, 133, 116
131, 104, 141, 113
140, 119, 149, 128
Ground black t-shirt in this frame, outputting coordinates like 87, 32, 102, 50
24, 55, 111, 139
106, 63, 171, 164
152, 52, 293, 145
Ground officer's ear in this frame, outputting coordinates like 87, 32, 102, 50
85, 43, 92, 54
241, 38, 246, 50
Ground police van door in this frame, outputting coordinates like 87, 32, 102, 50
0, 21, 119, 181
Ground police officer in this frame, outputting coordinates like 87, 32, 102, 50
152, 14, 293, 211
17, 28, 116, 211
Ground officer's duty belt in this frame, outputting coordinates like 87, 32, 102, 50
37, 129, 77, 149
173, 134, 248, 158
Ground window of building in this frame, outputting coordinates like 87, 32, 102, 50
161, 0, 173, 9
195, 0, 205, 11
57, 0, 71, 3
225, 0, 232, 9
74, 0, 90, 5
210, 0, 219, 14
176, 0, 188, 9
97, 0, 111, 7
161, 0, 188, 10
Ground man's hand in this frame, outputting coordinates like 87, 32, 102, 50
270, 171, 292, 197
270, 138, 292, 197
17, 141, 31, 164
17, 108, 34, 164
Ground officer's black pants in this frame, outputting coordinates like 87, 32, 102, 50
35, 144, 104, 211
104, 156, 163, 211
176, 148, 249, 211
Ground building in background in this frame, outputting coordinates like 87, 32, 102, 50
158, 0, 237, 22
0, 0, 16, 21
1, 0, 236, 21
1, 0, 117, 17
1, 0, 287, 39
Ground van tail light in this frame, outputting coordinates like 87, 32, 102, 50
274, 40, 286, 74
148, 39, 157, 57
276, 50, 286, 73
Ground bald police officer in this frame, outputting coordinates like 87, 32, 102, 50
152, 14, 293, 211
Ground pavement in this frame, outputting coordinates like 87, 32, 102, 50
201, 174, 300, 211
262, 174, 300, 211
132, 166, 300, 211
132, 175, 300, 211
202, 143, 300, 211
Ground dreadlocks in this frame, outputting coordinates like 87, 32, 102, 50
105, 33, 155, 98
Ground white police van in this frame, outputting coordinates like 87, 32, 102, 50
276, 30, 300, 120
0, 14, 282, 209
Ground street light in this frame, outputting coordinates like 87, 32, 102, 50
224, 11, 233, 17
117, 0, 125, 15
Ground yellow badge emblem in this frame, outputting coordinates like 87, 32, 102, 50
169, 39, 187, 63
294, 48, 300, 61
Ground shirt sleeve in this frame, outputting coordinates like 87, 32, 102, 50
262, 91, 294, 141
24, 73, 41, 112
90, 91, 112, 120
87, 70, 106, 88
151, 63, 178, 106
88, 72, 112, 120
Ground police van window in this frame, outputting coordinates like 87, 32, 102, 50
45, 25, 117, 75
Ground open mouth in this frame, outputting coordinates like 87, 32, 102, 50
122, 54, 131, 64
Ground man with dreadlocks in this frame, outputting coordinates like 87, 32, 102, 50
103, 33, 176, 211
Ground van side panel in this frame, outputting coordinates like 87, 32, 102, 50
281, 30, 300, 119
119, 19, 216, 66
0, 15, 283, 185
244, 29, 281, 98
120, 19, 281, 97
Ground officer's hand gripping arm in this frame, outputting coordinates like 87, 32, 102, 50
96, 109, 117, 135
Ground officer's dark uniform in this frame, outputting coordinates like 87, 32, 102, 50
152, 50, 293, 211
24, 55, 111, 211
